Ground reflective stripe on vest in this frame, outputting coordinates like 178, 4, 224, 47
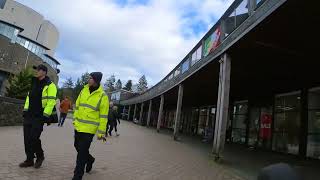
75, 118, 100, 126
79, 103, 98, 111
78, 94, 105, 111
42, 96, 56, 100
100, 115, 108, 119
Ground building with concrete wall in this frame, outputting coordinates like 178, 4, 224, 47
0, 0, 60, 95
120, 0, 320, 160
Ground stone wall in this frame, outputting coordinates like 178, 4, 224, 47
0, 96, 24, 126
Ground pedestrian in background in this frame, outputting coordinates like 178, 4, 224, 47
72, 72, 109, 180
107, 102, 120, 136
58, 96, 72, 127
20, 64, 57, 169
56, 99, 61, 122
112, 105, 120, 136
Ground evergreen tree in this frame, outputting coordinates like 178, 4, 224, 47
62, 77, 74, 88
104, 75, 116, 92
6, 68, 33, 100
73, 72, 90, 99
123, 80, 133, 91
137, 75, 148, 93
115, 79, 122, 90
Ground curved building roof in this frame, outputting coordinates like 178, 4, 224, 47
0, 0, 59, 56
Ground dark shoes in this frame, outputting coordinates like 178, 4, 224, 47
86, 157, 95, 173
34, 157, 45, 169
19, 160, 34, 168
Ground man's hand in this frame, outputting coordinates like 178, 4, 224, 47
97, 134, 107, 142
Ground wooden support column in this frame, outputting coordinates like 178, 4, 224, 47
212, 53, 231, 159
127, 105, 131, 121
157, 95, 164, 132
133, 104, 137, 121
147, 100, 152, 127
174, 84, 184, 140
139, 102, 144, 124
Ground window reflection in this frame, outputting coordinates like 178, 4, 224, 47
174, 68, 180, 77
181, 59, 189, 73
256, 0, 264, 7
191, 45, 202, 66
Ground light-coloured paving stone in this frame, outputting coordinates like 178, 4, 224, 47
0, 120, 246, 180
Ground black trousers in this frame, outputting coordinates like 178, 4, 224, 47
108, 121, 117, 135
58, 113, 67, 126
23, 123, 44, 161
73, 131, 94, 179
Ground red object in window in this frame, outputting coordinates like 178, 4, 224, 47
259, 113, 272, 139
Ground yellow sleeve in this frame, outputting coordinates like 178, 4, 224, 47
43, 83, 57, 117
73, 90, 82, 119
24, 95, 29, 111
97, 95, 109, 135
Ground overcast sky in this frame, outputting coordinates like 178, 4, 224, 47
16, 0, 232, 87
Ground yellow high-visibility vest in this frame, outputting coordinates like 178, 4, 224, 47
24, 82, 57, 117
73, 85, 109, 135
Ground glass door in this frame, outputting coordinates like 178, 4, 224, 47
198, 108, 208, 136
190, 108, 199, 135
248, 107, 260, 146
232, 101, 248, 144
307, 88, 320, 159
273, 91, 301, 155
258, 107, 273, 148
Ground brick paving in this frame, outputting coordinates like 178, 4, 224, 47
0, 120, 246, 180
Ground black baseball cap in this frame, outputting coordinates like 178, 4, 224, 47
33, 64, 48, 73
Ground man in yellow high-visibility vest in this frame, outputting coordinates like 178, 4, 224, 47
72, 72, 109, 180
20, 64, 57, 169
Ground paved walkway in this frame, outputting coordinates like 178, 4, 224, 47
0, 120, 245, 180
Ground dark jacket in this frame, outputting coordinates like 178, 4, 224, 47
24, 76, 53, 125
108, 108, 120, 125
